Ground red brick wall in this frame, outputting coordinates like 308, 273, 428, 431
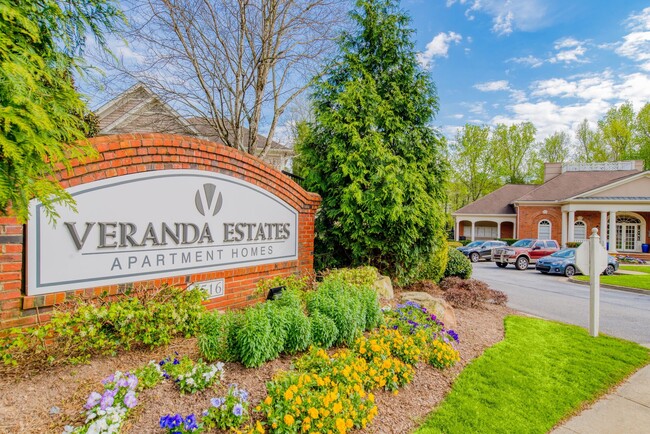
0, 134, 320, 330
516, 206, 563, 241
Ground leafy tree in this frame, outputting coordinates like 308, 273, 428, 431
491, 122, 538, 184
634, 103, 650, 169
0, 0, 122, 221
297, 0, 448, 284
599, 101, 636, 161
575, 119, 607, 163
534, 130, 571, 181
451, 124, 499, 203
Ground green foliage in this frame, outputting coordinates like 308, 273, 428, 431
297, 0, 448, 285
566, 241, 582, 248
447, 241, 462, 248
0, 286, 206, 368
310, 311, 339, 348
235, 304, 280, 368
134, 360, 165, 390
198, 310, 242, 362
444, 248, 472, 279
256, 274, 311, 298
282, 307, 312, 355
0, 0, 123, 221
306, 280, 368, 346
202, 385, 250, 430
323, 266, 378, 286
491, 122, 538, 184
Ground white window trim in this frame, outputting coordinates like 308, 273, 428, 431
538, 219, 551, 240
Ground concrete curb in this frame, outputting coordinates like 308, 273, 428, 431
567, 277, 650, 296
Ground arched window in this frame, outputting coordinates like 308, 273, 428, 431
574, 220, 586, 242
538, 219, 551, 240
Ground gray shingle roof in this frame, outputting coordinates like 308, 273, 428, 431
516, 170, 640, 201
453, 184, 537, 215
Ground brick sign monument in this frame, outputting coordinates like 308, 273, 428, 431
0, 134, 320, 330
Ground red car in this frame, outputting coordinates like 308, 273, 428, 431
491, 239, 560, 270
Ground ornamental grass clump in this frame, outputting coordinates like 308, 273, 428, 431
197, 310, 242, 363
64, 371, 139, 434
202, 385, 251, 430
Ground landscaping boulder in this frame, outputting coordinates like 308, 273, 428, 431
400, 291, 457, 329
373, 275, 394, 300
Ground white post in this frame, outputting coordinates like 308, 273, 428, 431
455, 219, 460, 241
589, 228, 600, 337
561, 211, 568, 247
600, 211, 608, 248
608, 211, 617, 252
497, 221, 501, 239
471, 221, 475, 241
568, 211, 575, 243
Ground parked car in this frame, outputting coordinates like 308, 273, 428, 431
492, 239, 560, 270
535, 248, 619, 277
457, 240, 507, 262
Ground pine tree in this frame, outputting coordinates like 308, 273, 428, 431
0, 1, 122, 221
297, 0, 448, 284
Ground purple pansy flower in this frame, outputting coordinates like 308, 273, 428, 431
233, 403, 244, 417
99, 392, 114, 410
84, 392, 102, 409
210, 397, 223, 408
123, 391, 137, 409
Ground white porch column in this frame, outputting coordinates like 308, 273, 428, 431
455, 219, 460, 241
497, 222, 501, 239
608, 211, 617, 252
561, 211, 568, 247
568, 211, 575, 243
600, 211, 608, 248
471, 221, 476, 241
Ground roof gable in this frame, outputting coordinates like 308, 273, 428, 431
571, 171, 650, 200
453, 184, 537, 215
515, 170, 640, 202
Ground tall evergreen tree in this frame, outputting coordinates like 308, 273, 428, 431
0, 0, 122, 221
297, 0, 448, 284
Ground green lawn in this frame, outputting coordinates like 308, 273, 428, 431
574, 274, 650, 290
413, 316, 649, 434
619, 265, 650, 274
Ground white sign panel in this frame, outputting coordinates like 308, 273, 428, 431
28, 170, 298, 295
575, 240, 608, 275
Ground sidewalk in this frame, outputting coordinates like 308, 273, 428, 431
551, 363, 650, 434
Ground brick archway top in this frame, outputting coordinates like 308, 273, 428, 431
59, 133, 321, 211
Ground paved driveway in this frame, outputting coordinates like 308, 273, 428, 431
470, 261, 650, 346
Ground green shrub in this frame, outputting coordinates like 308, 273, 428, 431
310, 311, 338, 347
447, 241, 462, 248
359, 286, 384, 330
444, 248, 473, 279
459, 239, 473, 246
323, 266, 378, 286
281, 307, 312, 354
256, 274, 311, 298
270, 288, 304, 311
0, 286, 206, 368
235, 304, 278, 368
566, 241, 582, 248
306, 280, 365, 346
198, 310, 242, 362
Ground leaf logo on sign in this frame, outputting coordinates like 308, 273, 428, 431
195, 183, 223, 216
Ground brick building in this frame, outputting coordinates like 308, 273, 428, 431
96, 83, 294, 170
452, 161, 650, 253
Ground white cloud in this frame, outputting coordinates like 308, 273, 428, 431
549, 37, 588, 64
614, 8, 650, 71
449, 0, 552, 35
418, 32, 462, 67
509, 55, 544, 68
474, 80, 511, 91
625, 6, 650, 31
450, 113, 465, 119
493, 11, 514, 36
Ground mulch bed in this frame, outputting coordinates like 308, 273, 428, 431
0, 302, 513, 434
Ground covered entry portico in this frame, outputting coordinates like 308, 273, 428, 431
454, 216, 516, 241
561, 203, 650, 253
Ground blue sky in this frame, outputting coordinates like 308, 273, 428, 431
401, 0, 650, 141
91, 0, 650, 145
